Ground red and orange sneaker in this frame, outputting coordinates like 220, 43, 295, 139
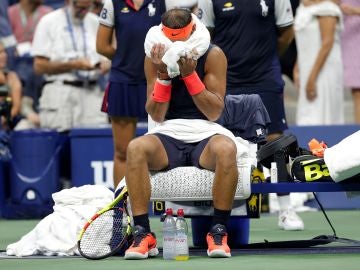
124, 225, 159, 260
206, 224, 231, 258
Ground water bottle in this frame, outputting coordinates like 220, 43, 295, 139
270, 162, 278, 183
175, 208, 189, 261
162, 208, 176, 260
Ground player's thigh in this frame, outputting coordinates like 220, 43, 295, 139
199, 135, 237, 170
127, 134, 168, 171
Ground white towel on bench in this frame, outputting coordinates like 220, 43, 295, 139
324, 130, 360, 182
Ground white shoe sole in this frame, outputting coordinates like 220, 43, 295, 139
124, 247, 159, 260
207, 249, 231, 258
278, 223, 305, 231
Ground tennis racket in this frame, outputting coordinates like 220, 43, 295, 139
77, 186, 133, 260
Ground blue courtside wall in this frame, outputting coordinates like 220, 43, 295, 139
288, 125, 360, 148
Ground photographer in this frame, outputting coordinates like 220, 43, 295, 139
0, 41, 22, 130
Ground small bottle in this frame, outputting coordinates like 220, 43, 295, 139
175, 209, 189, 261
162, 208, 176, 260
270, 162, 278, 183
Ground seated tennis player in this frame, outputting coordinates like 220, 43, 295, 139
124, 8, 239, 259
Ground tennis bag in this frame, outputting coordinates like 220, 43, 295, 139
291, 155, 333, 182
257, 134, 301, 182
257, 134, 334, 182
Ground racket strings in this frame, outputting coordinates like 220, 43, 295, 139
79, 208, 129, 258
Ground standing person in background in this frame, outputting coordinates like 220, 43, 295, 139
340, 0, 360, 124
165, 0, 198, 12
198, 0, 305, 231
96, 0, 166, 189
294, 0, 344, 125
280, 0, 300, 82
32, 0, 109, 132
91, 0, 104, 15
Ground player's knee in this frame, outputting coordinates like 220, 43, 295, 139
216, 139, 237, 160
126, 139, 146, 164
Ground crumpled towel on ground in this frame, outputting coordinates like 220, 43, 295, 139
6, 185, 114, 257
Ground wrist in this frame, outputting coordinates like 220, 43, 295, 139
157, 71, 171, 81
182, 71, 205, 96
152, 78, 172, 103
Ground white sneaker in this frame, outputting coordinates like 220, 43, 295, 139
278, 209, 304, 231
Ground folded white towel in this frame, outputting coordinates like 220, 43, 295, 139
146, 118, 250, 160
144, 13, 210, 78
324, 130, 360, 182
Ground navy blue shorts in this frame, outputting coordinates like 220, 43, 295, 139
101, 81, 147, 120
226, 89, 288, 134
154, 133, 212, 170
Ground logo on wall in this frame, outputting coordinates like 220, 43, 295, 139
91, 161, 114, 188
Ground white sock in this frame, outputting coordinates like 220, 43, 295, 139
277, 195, 291, 211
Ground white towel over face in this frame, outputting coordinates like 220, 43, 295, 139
144, 13, 211, 78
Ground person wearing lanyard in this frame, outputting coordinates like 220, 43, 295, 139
96, 0, 166, 189
32, 0, 109, 132
7, 0, 52, 130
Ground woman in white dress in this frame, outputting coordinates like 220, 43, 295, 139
294, 0, 344, 125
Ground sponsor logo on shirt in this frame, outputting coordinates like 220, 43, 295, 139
260, 0, 269, 17
222, 2, 235, 12
121, 7, 130, 13
148, 3, 156, 17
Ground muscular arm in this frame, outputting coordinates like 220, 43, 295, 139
277, 25, 294, 56
145, 56, 170, 122
145, 46, 227, 122
96, 24, 116, 60
191, 46, 226, 121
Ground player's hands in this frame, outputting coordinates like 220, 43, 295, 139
178, 51, 197, 77
150, 43, 168, 74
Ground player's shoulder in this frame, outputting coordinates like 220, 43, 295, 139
205, 44, 227, 67
208, 44, 225, 58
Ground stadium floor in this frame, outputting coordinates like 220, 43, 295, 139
1, 210, 359, 270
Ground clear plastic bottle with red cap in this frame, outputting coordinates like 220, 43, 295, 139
175, 208, 189, 260
162, 208, 176, 260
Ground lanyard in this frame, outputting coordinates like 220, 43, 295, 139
65, 8, 87, 57
65, 8, 90, 81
